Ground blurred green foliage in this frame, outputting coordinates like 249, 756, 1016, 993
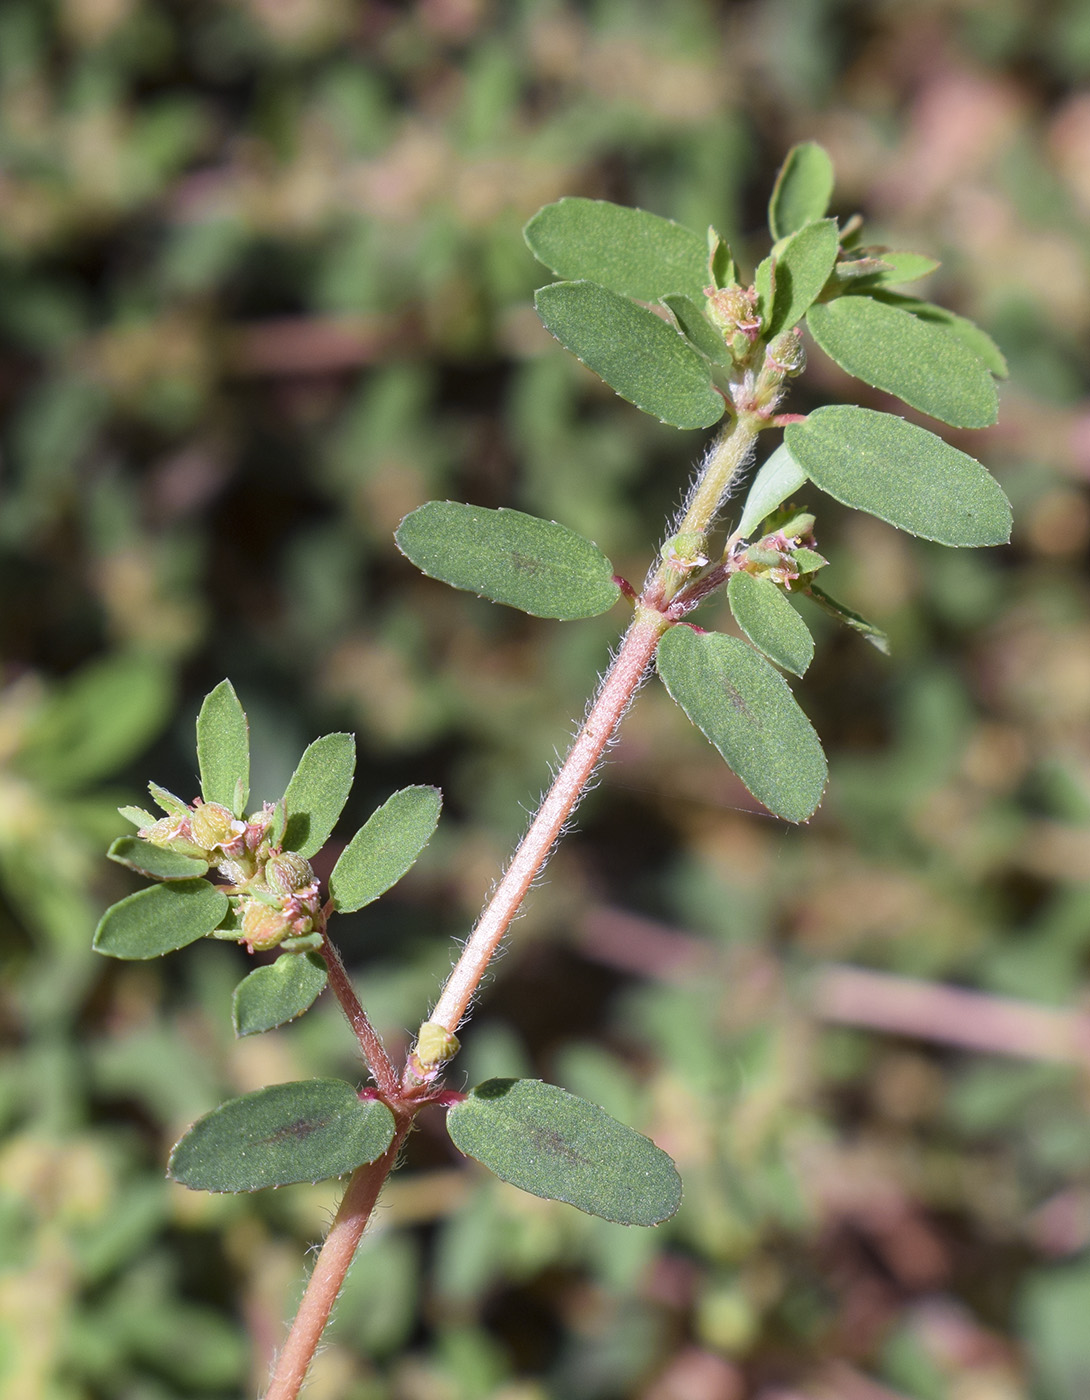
4, 1, 1090, 1396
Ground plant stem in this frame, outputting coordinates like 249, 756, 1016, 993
319, 924, 399, 1099
262, 1117, 411, 1400
424, 606, 669, 1038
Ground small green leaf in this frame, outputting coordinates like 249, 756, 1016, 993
737, 442, 809, 539
785, 406, 1012, 547
447, 1078, 681, 1226
330, 785, 441, 914
107, 837, 209, 881
807, 581, 890, 654
93, 880, 229, 960
708, 228, 739, 289
768, 142, 835, 240
657, 627, 826, 823
534, 281, 724, 429
873, 293, 1009, 377
119, 805, 157, 828
396, 502, 620, 620
766, 218, 839, 337
232, 953, 327, 1036
852, 250, 940, 287
524, 198, 708, 302
282, 733, 356, 859
149, 782, 189, 817
168, 1080, 395, 1192
661, 294, 730, 365
806, 296, 998, 428
728, 574, 814, 677
754, 255, 775, 325
196, 680, 249, 817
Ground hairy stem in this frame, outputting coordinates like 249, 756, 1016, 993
263, 1118, 411, 1400
424, 607, 669, 1038
319, 924, 399, 1099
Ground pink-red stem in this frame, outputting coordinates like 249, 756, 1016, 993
424, 609, 668, 1038
263, 1118, 411, 1400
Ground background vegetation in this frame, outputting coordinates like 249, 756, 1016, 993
4, 1, 1090, 1396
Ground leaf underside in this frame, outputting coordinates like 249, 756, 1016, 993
737, 441, 810, 539
446, 1078, 682, 1226
107, 836, 209, 881
769, 142, 835, 240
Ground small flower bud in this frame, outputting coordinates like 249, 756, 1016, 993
139, 813, 205, 860
240, 899, 291, 952
190, 801, 243, 852
705, 286, 760, 342
414, 1021, 460, 1070
765, 328, 806, 377
265, 851, 315, 898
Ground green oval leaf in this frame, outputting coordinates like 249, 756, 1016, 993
736, 441, 809, 539
93, 880, 229, 960
168, 1080, 395, 1192
728, 573, 814, 677
396, 502, 620, 620
196, 680, 250, 817
657, 627, 826, 823
524, 198, 708, 302
534, 281, 724, 430
232, 952, 327, 1037
768, 142, 835, 240
806, 296, 998, 428
107, 836, 209, 881
872, 293, 1009, 377
447, 1078, 681, 1226
766, 218, 839, 338
330, 785, 441, 914
282, 732, 356, 859
785, 406, 1012, 547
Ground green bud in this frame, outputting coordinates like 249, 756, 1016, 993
765, 328, 806, 377
705, 286, 759, 341
414, 1022, 460, 1069
190, 802, 242, 852
265, 851, 315, 898
240, 899, 292, 952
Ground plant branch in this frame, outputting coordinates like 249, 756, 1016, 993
423, 607, 669, 1039
262, 1117, 411, 1400
319, 923, 399, 1100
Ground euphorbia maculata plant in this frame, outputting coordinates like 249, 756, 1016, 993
94, 143, 1011, 1398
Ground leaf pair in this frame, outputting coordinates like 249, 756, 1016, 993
525, 199, 728, 429
170, 1075, 681, 1228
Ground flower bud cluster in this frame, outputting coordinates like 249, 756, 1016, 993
704, 285, 761, 363
729, 509, 827, 589
140, 799, 322, 953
